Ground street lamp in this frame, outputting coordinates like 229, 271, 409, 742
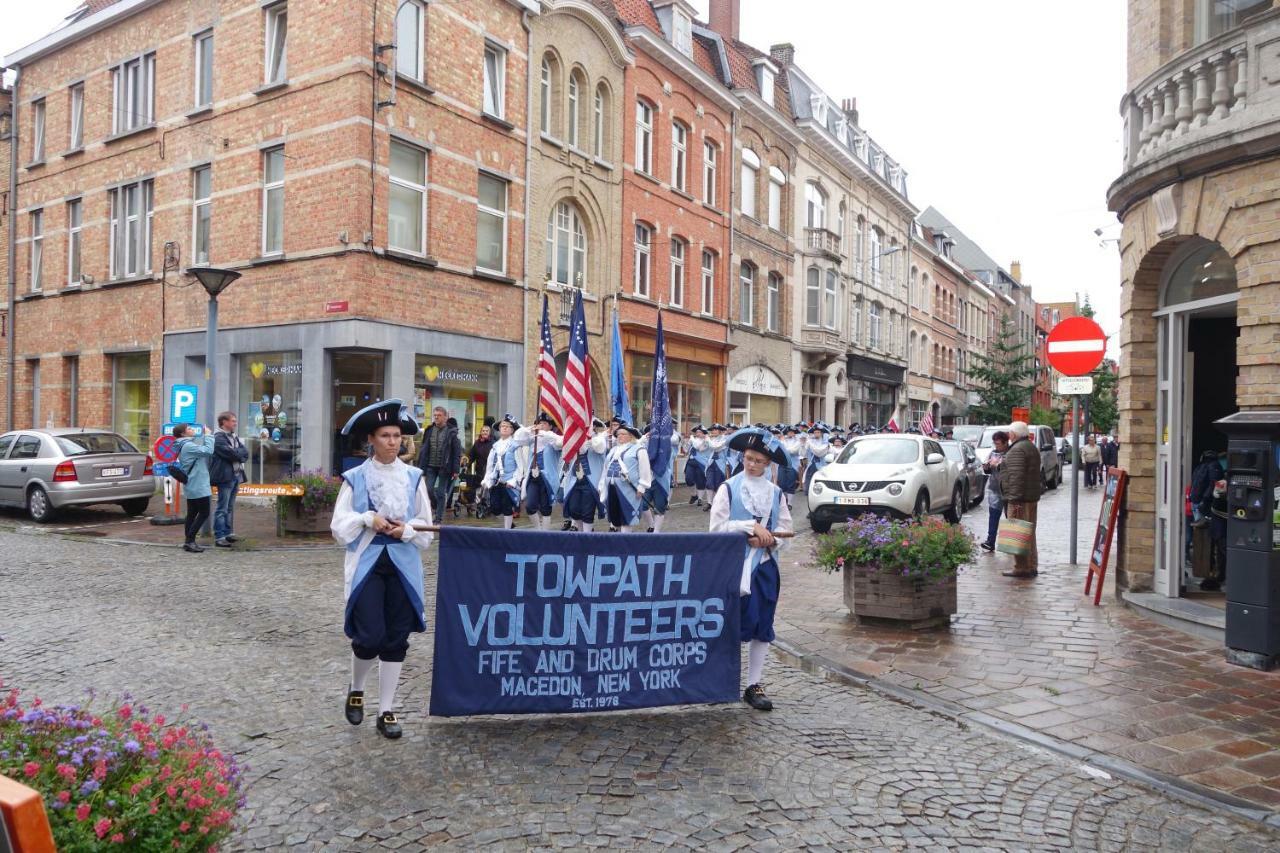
187, 266, 241, 435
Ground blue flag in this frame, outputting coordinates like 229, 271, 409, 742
429, 528, 743, 716
648, 312, 673, 482
610, 307, 631, 423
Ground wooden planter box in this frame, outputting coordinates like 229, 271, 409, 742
843, 566, 957, 629
278, 497, 333, 534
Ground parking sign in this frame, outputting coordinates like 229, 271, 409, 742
170, 384, 199, 422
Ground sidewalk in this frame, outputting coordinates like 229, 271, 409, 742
776, 482, 1280, 816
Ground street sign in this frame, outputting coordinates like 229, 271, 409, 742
1011, 406, 1030, 424
170, 383, 199, 421
152, 434, 179, 464
1046, 317, 1107, 376
1057, 375, 1095, 396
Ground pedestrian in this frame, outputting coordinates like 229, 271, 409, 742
415, 406, 463, 518
1189, 450, 1220, 528
710, 428, 792, 712
481, 414, 528, 530
516, 413, 563, 531
332, 399, 432, 740
175, 423, 215, 553
210, 412, 249, 547
1100, 435, 1119, 468
777, 426, 803, 509
599, 424, 652, 533
980, 431, 1009, 552
1081, 435, 1102, 488
999, 421, 1042, 578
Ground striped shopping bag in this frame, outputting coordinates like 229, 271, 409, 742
996, 516, 1035, 556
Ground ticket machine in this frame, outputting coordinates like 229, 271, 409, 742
1214, 412, 1280, 670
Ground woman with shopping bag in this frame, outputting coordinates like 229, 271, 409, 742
997, 421, 1041, 578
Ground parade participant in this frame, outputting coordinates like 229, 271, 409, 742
777, 426, 803, 508
481, 414, 529, 530
687, 426, 712, 506
829, 433, 847, 462
703, 424, 729, 511
515, 413, 563, 531
803, 425, 831, 492
641, 425, 681, 533
598, 424, 652, 533
331, 400, 432, 740
562, 418, 609, 531
710, 428, 792, 712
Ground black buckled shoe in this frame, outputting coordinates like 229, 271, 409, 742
743, 683, 773, 712
344, 690, 364, 725
561, 520, 574, 531
376, 711, 402, 739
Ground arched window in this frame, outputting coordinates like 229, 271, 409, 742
593, 83, 610, 159
546, 201, 587, 288
909, 265, 919, 307
805, 182, 827, 230
396, 0, 426, 81
741, 148, 760, 218
856, 215, 866, 273
767, 166, 786, 230
739, 261, 756, 326
567, 70, 584, 148
633, 221, 651, 297
635, 99, 654, 173
540, 53, 564, 137
823, 268, 838, 330
805, 266, 820, 326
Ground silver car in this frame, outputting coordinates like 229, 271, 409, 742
0, 428, 155, 522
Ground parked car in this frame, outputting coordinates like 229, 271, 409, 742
950, 424, 985, 448
974, 424, 1062, 490
807, 434, 964, 533
1055, 436, 1073, 466
0, 428, 155, 522
940, 439, 985, 509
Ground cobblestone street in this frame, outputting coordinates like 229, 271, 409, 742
3, 500, 1280, 850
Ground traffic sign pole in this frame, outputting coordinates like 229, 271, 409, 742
1070, 395, 1079, 565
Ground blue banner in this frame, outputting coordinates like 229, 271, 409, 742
430, 528, 743, 716
610, 308, 631, 424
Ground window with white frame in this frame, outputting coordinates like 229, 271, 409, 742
476, 172, 508, 273
112, 52, 155, 134
194, 30, 214, 107
31, 99, 45, 162
483, 42, 506, 119
262, 146, 285, 255
264, 3, 288, 85
851, 295, 861, 343
29, 211, 43, 292
671, 121, 688, 191
67, 200, 82, 286
539, 57, 552, 135
909, 266, 918, 307
767, 272, 781, 333
547, 202, 587, 288
593, 84, 607, 158
703, 141, 717, 207
908, 331, 917, 372
567, 71, 582, 148
824, 269, 838, 330
633, 222, 651, 297
69, 84, 84, 150
740, 148, 759, 218
869, 302, 882, 349
388, 140, 426, 255
767, 166, 784, 230
805, 267, 820, 326
672, 9, 692, 56
887, 310, 897, 355
669, 238, 686, 307
109, 180, 153, 280
870, 227, 883, 287
805, 182, 826, 230
701, 250, 715, 313
192, 166, 212, 265
739, 262, 755, 326
396, 0, 424, 81
635, 100, 653, 173
856, 216, 865, 274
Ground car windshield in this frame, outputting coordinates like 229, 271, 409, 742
55, 433, 138, 456
838, 438, 919, 465
978, 427, 1011, 448
952, 425, 983, 444
941, 444, 963, 462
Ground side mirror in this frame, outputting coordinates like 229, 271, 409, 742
926, 452, 944, 465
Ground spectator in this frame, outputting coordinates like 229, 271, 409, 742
398, 434, 417, 465
415, 406, 462, 515
1100, 435, 1119, 468
174, 423, 215, 553
1080, 435, 1102, 489
999, 421, 1042, 578
980, 431, 1009, 553
1189, 450, 1221, 527
210, 412, 249, 547
466, 423, 494, 477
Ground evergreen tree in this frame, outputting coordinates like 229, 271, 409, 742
968, 314, 1036, 423
1087, 359, 1119, 433
1079, 295, 1096, 319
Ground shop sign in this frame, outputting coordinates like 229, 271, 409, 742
421, 364, 483, 385
236, 483, 305, 497
248, 361, 303, 378
325, 300, 349, 314
728, 365, 786, 397
847, 355, 905, 385
932, 381, 955, 397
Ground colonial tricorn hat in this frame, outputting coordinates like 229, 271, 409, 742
535, 411, 560, 430
692, 424, 707, 435
728, 427, 787, 465
499, 412, 522, 431
591, 417, 607, 429
341, 399, 419, 442
616, 424, 642, 440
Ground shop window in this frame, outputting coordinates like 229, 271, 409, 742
238, 351, 303, 483
414, 355, 501, 448
112, 353, 151, 450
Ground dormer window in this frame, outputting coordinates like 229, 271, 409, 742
809, 94, 828, 125
835, 118, 848, 145
753, 61, 776, 108
673, 10, 692, 56
655, 0, 696, 58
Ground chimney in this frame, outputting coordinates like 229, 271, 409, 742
708, 0, 741, 41
841, 97, 858, 125
769, 43, 794, 67
1010, 260, 1022, 282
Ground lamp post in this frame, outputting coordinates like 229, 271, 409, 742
187, 266, 241, 435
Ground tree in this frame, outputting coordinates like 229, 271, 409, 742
1030, 402, 1063, 432
1086, 358, 1119, 434
1079, 295, 1096, 318
968, 314, 1036, 423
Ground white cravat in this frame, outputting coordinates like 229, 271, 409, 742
365, 458, 410, 522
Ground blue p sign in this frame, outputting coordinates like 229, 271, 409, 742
170, 384, 199, 422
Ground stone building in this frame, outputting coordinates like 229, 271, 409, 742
2, 0, 536, 478
910, 225, 968, 429
1107, 0, 1280, 630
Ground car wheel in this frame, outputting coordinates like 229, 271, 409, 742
913, 491, 929, 519
27, 486, 57, 523
943, 485, 963, 524
120, 498, 150, 517
961, 484, 971, 512
810, 517, 832, 534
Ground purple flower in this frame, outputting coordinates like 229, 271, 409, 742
79, 780, 100, 795
123, 740, 141, 754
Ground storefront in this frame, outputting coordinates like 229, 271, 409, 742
111, 352, 152, 451
237, 350, 303, 483
847, 355, 904, 429
623, 327, 726, 433
727, 365, 787, 426
413, 355, 500, 449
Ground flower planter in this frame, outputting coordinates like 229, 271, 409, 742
842, 565, 957, 630
278, 497, 333, 534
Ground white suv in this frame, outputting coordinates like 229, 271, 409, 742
807, 434, 964, 533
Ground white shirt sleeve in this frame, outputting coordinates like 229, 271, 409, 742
589, 432, 608, 454
636, 447, 652, 493
511, 426, 535, 448
481, 445, 499, 488
709, 485, 755, 536
398, 476, 435, 548
330, 482, 376, 545
510, 445, 530, 488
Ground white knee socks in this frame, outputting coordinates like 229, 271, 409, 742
620, 524, 633, 533
747, 640, 769, 686
351, 654, 376, 692
503, 514, 514, 529
642, 509, 654, 529
378, 660, 402, 715
575, 520, 593, 532
652, 514, 665, 533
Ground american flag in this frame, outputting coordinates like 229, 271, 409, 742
538, 294, 565, 429
560, 290, 593, 461
919, 410, 935, 436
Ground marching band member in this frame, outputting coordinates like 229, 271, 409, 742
687, 426, 711, 506
561, 418, 609, 531
703, 424, 729, 511
598, 424, 652, 533
515, 413, 563, 531
803, 424, 831, 493
481, 414, 529, 529
641, 425, 681, 533
710, 427, 792, 712
778, 425, 803, 509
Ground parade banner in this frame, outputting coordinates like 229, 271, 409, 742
430, 528, 743, 716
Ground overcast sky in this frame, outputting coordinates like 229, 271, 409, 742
4, 0, 1127, 357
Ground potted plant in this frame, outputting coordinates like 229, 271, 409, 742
815, 514, 974, 629
277, 469, 342, 534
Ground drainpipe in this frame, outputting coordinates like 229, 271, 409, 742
725, 107, 738, 423
5, 66, 19, 432
520, 9, 533, 421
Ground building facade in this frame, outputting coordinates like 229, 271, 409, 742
910, 226, 967, 428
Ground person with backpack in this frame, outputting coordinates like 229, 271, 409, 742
173, 423, 215, 553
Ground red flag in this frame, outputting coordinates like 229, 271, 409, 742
885, 416, 900, 433
538, 295, 565, 428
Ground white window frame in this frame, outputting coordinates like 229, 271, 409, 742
702, 140, 717, 207
767, 167, 784, 230
567, 72, 581, 148
539, 58, 552, 135
31, 98, 46, 163
29, 210, 43, 293
635, 100, 653, 174
388, 139, 427, 256
67, 200, 82, 287
476, 172, 509, 275
192, 166, 212, 266
669, 238, 686, 307
69, 84, 84, 150
593, 84, 606, 157
740, 148, 759, 218
869, 301, 882, 350
823, 268, 838, 330
264, 3, 288, 85
108, 180, 153, 280
395, 0, 425, 82
852, 296, 862, 343
766, 271, 781, 333
739, 262, 755, 327
547, 202, 588, 289
671, 121, 688, 191
483, 42, 507, 119
633, 222, 651, 298
701, 249, 715, 314
262, 146, 286, 256
805, 266, 820, 326
111, 52, 156, 135
672, 10, 692, 55
805, 182, 827, 230
194, 30, 214, 108
870, 227, 883, 288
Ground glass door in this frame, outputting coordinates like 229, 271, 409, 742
1155, 313, 1187, 597
332, 352, 386, 473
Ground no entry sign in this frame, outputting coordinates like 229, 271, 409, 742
1046, 317, 1107, 376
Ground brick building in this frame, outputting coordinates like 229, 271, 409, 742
3, 0, 536, 478
909, 225, 966, 428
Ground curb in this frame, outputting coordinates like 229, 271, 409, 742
770, 636, 1280, 833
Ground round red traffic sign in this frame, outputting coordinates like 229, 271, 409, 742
1046, 316, 1107, 376
152, 434, 179, 464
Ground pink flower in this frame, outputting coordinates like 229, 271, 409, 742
179, 822, 191, 833
22, 761, 40, 778
57, 791, 71, 804
56, 763, 77, 781
111, 833, 125, 844
94, 818, 112, 839
76, 803, 91, 821
118, 705, 132, 720
214, 783, 229, 797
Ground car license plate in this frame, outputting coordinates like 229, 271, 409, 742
836, 496, 870, 506
101, 467, 128, 477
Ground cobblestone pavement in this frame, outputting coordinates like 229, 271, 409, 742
3, 526, 1280, 850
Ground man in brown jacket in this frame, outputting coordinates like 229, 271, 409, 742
999, 421, 1041, 577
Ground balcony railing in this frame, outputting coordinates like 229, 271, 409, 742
804, 227, 843, 260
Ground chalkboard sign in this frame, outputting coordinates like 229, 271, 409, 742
1084, 467, 1127, 605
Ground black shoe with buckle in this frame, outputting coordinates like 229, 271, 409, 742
689, 496, 698, 505
376, 711, 402, 739
743, 683, 773, 711
561, 520, 574, 531
344, 690, 364, 725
